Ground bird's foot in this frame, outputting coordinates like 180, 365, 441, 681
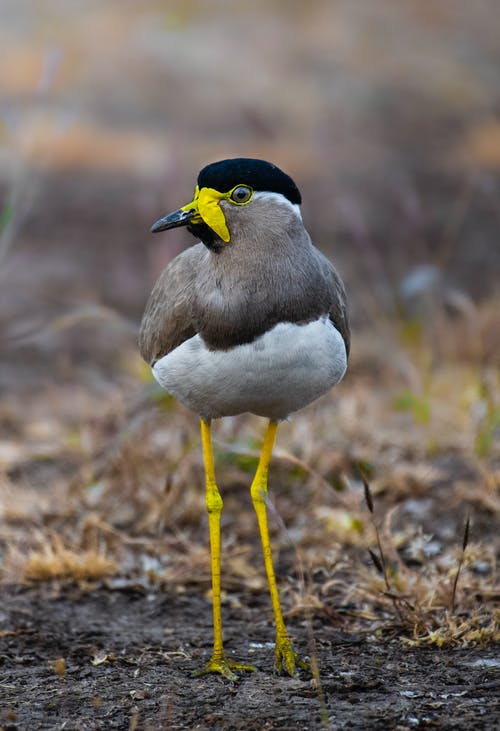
192, 654, 256, 681
274, 634, 310, 677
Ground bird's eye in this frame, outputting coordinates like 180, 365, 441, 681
229, 185, 253, 204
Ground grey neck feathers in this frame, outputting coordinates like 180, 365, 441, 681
192, 216, 334, 350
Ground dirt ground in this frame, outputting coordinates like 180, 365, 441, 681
1, 586, 499, 731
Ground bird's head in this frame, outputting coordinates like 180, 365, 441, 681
150, 158, 302, 249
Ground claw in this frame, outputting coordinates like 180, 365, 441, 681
193, 655, 256, 681
274, 634, 310, 677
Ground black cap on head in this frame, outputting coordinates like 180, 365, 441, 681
197, 158, 302, 205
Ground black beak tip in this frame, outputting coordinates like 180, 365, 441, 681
150, 220, 165, 233
150, 208, 195, 234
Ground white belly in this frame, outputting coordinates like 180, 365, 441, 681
152, 317, 347, 420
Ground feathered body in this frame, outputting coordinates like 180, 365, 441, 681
139, 190, 349, 420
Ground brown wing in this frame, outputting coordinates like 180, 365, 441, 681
319, 254, 350, 358
139, 244, 204, 365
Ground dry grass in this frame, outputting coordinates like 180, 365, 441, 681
349, 478, 499, 647
16, 534, 117, 583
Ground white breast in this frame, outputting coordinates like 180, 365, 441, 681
152, 317, 347, 421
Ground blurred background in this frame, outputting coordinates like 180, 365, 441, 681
0, 0, 499, 618
2, 0, 500, 389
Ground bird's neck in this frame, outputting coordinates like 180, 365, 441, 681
192, 225, 328, 351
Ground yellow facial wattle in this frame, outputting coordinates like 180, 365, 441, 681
180, 185, 230, 243
180, 183, 255, 242
197, 187, 230, 242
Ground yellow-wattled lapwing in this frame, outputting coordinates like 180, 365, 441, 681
139, 158, 349, 680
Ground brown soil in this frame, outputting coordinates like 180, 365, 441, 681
2, 586, 499, 731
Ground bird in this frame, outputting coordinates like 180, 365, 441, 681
139, 158, 349, 680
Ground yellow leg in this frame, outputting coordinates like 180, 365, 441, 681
250, 420, 309, 676
193, 419, 255, 681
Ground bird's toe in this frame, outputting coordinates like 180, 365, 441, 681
192, 654, 256, 681
274, 635, 310, 677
